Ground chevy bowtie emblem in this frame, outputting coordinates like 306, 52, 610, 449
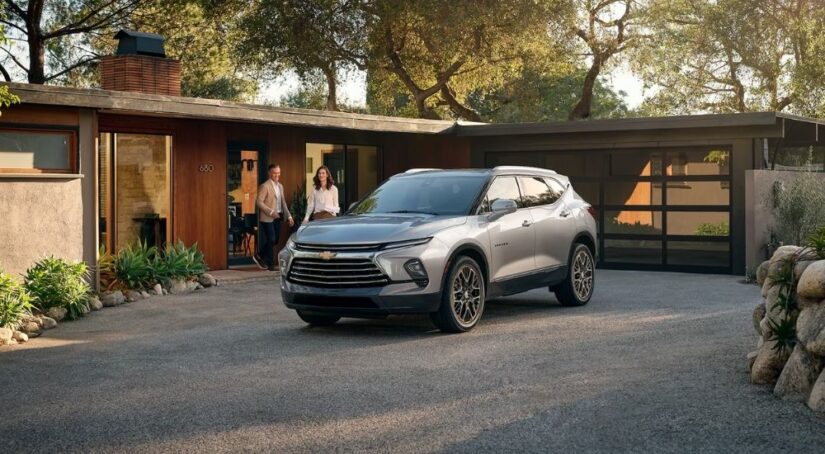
319, 251, 337, 261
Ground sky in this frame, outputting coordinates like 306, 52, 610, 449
258, 65, 648, 112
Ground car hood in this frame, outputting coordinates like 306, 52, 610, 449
294, 214, 466, 245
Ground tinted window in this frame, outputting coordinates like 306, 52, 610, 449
483, 176, 521, 211
518, 176, 563, 207
349, 174, 487, 216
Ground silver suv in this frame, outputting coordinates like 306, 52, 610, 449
278, 166, 597, 332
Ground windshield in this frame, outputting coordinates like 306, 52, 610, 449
349, 174, 488, 216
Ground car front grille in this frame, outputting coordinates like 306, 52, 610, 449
288, 258, 389, 288
294, 242, 382, 253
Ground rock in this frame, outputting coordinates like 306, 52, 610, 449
151, 283, 163, 296
808, 369, 825, 412
771, 245, 801, 263
46, 307, 67, 322
747, 350, 759, 371
167, 279, 189, 295
763, 285, 787, 327
21, 314, 42, 327
751, 339, 792, 385
797, 302, 825, 356
756, 260, 770, 285
20, 321, 41, 335
125, 290, 142, 302
162, 288, 168, 295
795, 260, 816, 281
0, 327, 12, 343
140, 290, 150, 299
40, 316, 56, 330
11, 331, 28, 343
198, 273, 217, 288
753, 303, 766, 335
774, 344, 825, 401
186, 280, 199, 292
798, 261, 825, 300
80, 303, 90, 315
759, 318, 772, 340
761, 278, 772, 298
195, 283, 204, 290
101, 291, 125, 307
89, 298, 103, 311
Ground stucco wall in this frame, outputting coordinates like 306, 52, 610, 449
0, 178, 84, 279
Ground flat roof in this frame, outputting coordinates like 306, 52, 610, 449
3, 82, 823, 138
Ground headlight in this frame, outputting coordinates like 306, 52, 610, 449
382, 237, 432, 250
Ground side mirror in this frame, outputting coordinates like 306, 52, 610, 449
487, 198, 517, 221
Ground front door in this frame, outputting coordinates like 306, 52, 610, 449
483, 176, 536, 281
227, 142, 267, 267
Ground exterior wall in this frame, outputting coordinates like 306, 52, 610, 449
0, 104, 95, 280
99, 55, 181, 96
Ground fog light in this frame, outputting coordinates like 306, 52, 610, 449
404, 259, 429, 287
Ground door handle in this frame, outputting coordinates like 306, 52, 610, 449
522, 219, 532, 227
559, 210, 571, 218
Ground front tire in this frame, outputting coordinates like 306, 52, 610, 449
554, 243, 595, 306
430, 256, 485, 333
296, 310, 340, 326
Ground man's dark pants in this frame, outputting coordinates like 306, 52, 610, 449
258, 218, 281, 268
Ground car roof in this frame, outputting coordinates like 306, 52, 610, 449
394, 166, 569, 182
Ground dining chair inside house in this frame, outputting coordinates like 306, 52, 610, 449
242, 213, 258, 256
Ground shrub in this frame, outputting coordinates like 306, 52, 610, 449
767, 173, 825, 245
154, 241, 206, 280
806, 225, 825, 260
695, 221, 729, 236
24, 257, 91, 320
98, 241, 207, 290
0, 270, 32, 328
113, 241, 157, 290
290, 183, 307, 225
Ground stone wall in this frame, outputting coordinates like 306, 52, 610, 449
750, 247, 825, 412
0, 178, 84, 279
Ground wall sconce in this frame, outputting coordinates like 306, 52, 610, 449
241, 159, 256, 171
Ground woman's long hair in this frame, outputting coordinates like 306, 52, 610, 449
312, 165, 335, 190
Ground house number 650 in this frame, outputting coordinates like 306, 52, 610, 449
199, 164, 215, 172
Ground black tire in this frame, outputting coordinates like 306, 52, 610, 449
430, 256, 486, 333
296, 310, 340, 326
554, 243, 595, 307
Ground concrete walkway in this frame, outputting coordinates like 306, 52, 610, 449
1, 270, 823, 453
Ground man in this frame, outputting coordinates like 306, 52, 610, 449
253, 164, 294, 271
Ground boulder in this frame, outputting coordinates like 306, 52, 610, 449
756, 260, 770, 285
11, 331, 28, 343
80, 303, 90, 315
151, 283, 163, 296
40, 316, 57, 330
162, 288, 168, 295
125, 290, 142, 302
195, 283, 204, 290
20, 321, 41, 335
140, 290, 151, 299
167, 279, 189, 295
763, 285, 787, 326
186, 280, 199, 292
774, 344, 825, 402
21, 314, 42, 327
795, 260, 816, 281
198, 273, 217, 288
89, 297, 103, 311
808, 369, 825, 413
747, 350, 759, 371
753, 303, 766, 336
101, 291, 125, 307
797, 302, 825, 356
798, 261, 825, 301
46, 307, 67, 322
751, 339, 791, 385
0, 327, 12, 344
771, 245, 801, 263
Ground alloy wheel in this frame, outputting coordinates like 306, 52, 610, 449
572, 249, 594, 301
451, 264, 483, 327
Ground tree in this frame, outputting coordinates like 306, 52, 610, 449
0, 13, 18, 109
634, 0, 825, 116
1, 0, 143, 84
365, 0, 560, 121
563, 0, 643, 120
237, 0, 366, 111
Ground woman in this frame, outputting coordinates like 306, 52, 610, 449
303, 165, 340, 223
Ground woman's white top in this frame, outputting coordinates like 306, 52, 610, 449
304, 185, 340, 221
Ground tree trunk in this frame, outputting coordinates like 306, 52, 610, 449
25, 1, 47, 84
414, 94, 441, 119
568, 57, 602, 120
323, 67, 338, 111
440, 85, 482, 122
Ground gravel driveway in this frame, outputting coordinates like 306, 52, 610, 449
1, 270, 824, 453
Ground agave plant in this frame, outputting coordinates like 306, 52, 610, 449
113, 241, 157, 290
24, 256, 91, 320
155, 241, 207, 281
0, 270, 32, 328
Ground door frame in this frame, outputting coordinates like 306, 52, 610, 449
226, 140, 269, 268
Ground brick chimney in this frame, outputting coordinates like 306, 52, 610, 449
100, 30, 181, 96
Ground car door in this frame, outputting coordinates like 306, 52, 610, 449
517, 175, 577, 269
481, 176, 536, 281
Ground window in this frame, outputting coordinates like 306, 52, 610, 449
306, 143, 379, 210
484, 176, 521, 210
0, 129, 76, 173
350, 174, 487, 216
518, 176, 561, 207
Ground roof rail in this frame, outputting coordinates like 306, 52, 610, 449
492, 165, 557, 174
403, 168, 441, 174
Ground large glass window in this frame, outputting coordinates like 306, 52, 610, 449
604, 181, 662, 206
305, 143, 379, 211
99, 133, 172, 253
0, 129, 75, 173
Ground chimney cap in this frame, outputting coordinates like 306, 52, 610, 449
114, 29, 167, 58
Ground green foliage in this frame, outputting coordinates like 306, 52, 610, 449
806, 226, 825, 260
604, 217, 661, 235
767, 317, 797, 353
156, 242, 207, 280
767, 173, 825, 246
290, 183, 308, 225
24, 257, 90, 320
112, 241, 157, 290
0, 271, 32, 328
766, 254, 800, 354
99, 241, 207, 290
695, 221, 730, 236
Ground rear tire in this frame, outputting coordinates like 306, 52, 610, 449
554, 243, 595, 307
296, 310, 340, 326
430, 256, 485, 333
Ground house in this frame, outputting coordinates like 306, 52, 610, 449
0, 32, 822, 281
